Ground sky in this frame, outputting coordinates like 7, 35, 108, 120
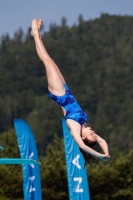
0, 0, 133, 38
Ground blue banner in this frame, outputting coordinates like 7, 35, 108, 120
14, 119, 42, 200
62, 119, 90, 200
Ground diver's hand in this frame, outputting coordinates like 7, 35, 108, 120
99, 154, 111, 162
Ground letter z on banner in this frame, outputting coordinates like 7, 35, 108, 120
14, 119, 42, 200
62, 119, 90, 200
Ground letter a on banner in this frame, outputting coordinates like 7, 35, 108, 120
62, 119, 90, 200
14, 119, 42, 200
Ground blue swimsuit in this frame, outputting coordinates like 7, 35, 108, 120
48, 84, 88, 126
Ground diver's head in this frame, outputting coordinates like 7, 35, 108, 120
81, 126, 97, 165
81, 126, 97, 143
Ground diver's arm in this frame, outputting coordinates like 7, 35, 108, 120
71, 130, 110, 162
96, 135, 110, 156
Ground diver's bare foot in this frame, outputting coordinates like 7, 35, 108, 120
31, 19, 40, 37
37, 19, 42, 39
37, 19, 42, 31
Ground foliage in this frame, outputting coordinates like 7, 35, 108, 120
0, 131, 23, 200
1, 14, 133, 155
40, 135, 68, 200
88, 150, 133, 200
1, 13, 133, 199
0, 14, 133, 157
0, 132, 133, 199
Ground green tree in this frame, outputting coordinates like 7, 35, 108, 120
0, 131, 23, 200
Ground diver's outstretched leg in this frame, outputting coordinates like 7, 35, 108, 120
31, 19, 65, 96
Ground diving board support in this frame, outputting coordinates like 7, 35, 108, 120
62, 119, 90, 200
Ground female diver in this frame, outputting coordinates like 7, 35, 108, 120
31, 19, 110, 164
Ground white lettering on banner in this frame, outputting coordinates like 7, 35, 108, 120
29, 176, 36, 192
72, 154, 81, 169
29, 152, 34, 168
29, 185, 36, 192
29, 176, 35, 182
73, 177, 83, 192
29, 152, 36, 193
29, 152, 34, 158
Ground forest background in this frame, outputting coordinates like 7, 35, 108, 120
0, 14, 133, 199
